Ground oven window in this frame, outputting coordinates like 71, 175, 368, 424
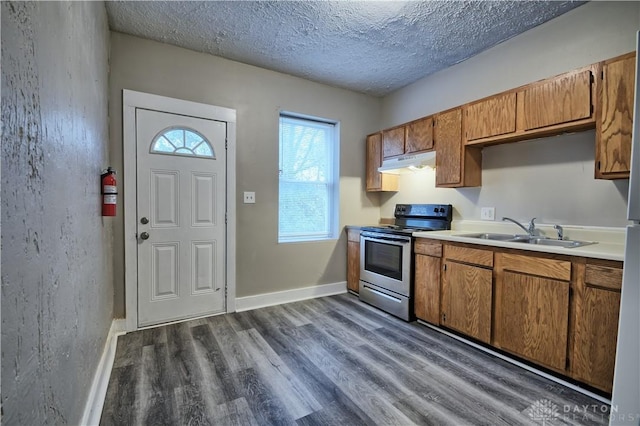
364, 240, 403, 280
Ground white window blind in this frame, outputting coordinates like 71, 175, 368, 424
278, 113, 339, 243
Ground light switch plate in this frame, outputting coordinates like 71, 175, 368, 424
481, 207, 495, 221
243, 192, 256, 204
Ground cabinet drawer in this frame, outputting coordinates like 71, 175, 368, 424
500, 253, 571, 281
347, 228, 361, 242
414, 239, 442, 257
585, 263, 623, 291
444, 244, 493, 267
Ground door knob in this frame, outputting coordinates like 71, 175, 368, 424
140, 217, 149, 224
140, 232, 150, 240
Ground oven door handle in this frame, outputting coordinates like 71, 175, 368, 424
361, 235, 411, 245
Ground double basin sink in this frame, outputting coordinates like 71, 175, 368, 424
457, 233, 596, 248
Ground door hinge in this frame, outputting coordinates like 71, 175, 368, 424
590, 72, 595, 84
443, 263, 447, 272
597, 160, 601, 171
225, 139, 228, 150
442, 313, 447, 322
601, 70, 604, 80
225, 212, 228, 224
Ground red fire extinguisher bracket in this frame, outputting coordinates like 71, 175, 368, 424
101, 166, 117, 217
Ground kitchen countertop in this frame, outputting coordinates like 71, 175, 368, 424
412, 221, 626, 261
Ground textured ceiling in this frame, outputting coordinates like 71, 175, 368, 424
106, 1, 585, 97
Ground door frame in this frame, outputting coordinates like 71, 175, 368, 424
122, 89, 236, 332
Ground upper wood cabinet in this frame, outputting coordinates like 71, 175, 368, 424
382, 116, 434, 159
382, 126, 405, 158
493, 253, 572, 372
406, 116, 434, 153
346, 228, 361, 293
414, 239, 442, 325
435, 108, 481, 188
464, 65, 599, 148
596, 52, 636, 179
365, 133, 398, 192
440, 244, 493, 344
465, 92, 517, 141
435, 109, 462, 186
571, 260, 623, 393
523, 69, 593, 130
366, 52, 631, 189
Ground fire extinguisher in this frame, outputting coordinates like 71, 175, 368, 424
101, 167, 117, 216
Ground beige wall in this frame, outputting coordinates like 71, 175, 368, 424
379, 1, 638, 227
109, 33, 382, 315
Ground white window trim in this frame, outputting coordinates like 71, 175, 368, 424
278, 111, 340, 244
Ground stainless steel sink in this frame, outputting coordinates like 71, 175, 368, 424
523, 237, 596, 248
457, 233, 596, 248
456, 233, 526, 241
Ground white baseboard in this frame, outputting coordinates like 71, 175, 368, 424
80, 319, 127, 425
235, 281, 347, 312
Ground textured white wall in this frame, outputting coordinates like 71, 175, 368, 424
1, 2, 113, 424
109, 33, 382, 312
379, 1, 638, 227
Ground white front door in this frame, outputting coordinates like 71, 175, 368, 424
136, 108, 226, 327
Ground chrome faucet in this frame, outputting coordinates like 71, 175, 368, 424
554, 224, 564, 240
502, 217, 537, 236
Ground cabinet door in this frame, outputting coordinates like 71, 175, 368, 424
494, 253, 571, 371
406, 116, 433, 154
382, 126, 405, 158
572, 263, 622, 392
435, 108, 463, 186
366, 133, 398, 192
596, 53, 635, 179
465, 92, 517, 141
441, 260, 492, 343
523, 70, 593, 130
415, 253, 441, 325
347, 240, 360, 293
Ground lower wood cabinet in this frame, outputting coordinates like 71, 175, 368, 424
419, 242, 622, 393
346, 228, 360, 293
571, 260, 623, 393
414, 239, 442, 325
440, 244, 493, 344
493, 253, 572, 372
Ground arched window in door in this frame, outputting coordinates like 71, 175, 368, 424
150, 127, 215, 159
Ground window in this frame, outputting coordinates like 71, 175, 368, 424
278, 113, 339, 243
151, 127, 215, 158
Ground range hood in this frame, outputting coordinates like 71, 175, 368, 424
378, 151, 436, 174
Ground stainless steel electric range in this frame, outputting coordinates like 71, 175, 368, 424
359, 204, 453, 321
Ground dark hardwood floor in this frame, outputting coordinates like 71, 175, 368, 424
101, 294, 610, 425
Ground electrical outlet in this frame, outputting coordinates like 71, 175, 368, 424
243, 192, 256, 204
481, 207, 495, 221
